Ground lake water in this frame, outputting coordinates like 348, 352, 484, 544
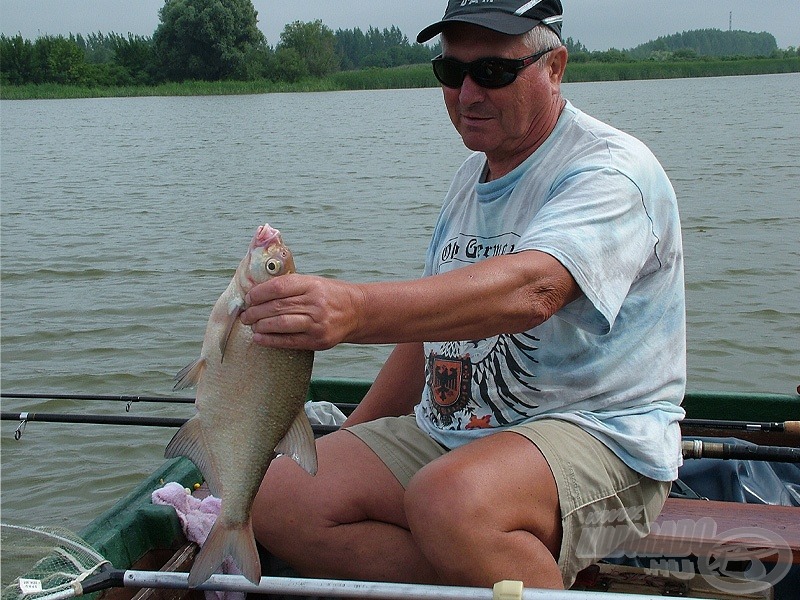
1, 74, 799, 533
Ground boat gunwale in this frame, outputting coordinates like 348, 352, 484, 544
75, 378, 798, 578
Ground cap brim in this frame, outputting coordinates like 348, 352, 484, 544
416, 12, 541, 43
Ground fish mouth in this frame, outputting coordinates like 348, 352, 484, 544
252, 223, 282, 249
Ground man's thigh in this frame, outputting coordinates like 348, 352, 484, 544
347, 414, 449, 488
511, 419, 671, 586
254, 426, 408, 530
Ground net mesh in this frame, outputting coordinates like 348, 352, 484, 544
1, 524, 109, 600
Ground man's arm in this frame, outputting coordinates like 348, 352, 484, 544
343, 342, 425, 427
241, 249, 580, 351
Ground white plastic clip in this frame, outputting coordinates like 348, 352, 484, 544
493, 580, 524, 600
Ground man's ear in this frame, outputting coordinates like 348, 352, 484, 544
548, 46, 569, 85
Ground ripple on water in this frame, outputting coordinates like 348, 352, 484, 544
1, 79, 798, 531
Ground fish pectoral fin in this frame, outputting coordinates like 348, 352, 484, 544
275, 409, 318, 476
164, 415, 222, 497
219, 297, 246, 361
173, 357, 206, 391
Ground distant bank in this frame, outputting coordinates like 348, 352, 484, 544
1, 56, 797, 100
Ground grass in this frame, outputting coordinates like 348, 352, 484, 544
563, 57, 800, 82
1, 57, 797, 100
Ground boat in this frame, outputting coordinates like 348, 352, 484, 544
4, 378, 800, 600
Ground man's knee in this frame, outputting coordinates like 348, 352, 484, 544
404, 457, 481, 542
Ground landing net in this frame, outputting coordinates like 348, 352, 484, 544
0, 524, 109, 600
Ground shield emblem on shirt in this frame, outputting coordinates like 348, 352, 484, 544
428, 354, 472, 416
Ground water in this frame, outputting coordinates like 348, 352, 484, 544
1, 75, 798, 534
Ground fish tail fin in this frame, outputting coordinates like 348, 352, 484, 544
188, 519, 261, 587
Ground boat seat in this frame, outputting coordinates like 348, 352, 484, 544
627, 498, 800, 564
129, 542, 203, 600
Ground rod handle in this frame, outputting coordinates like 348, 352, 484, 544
785, 421, 800, 436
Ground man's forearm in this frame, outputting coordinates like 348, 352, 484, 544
348, 250, 580, 345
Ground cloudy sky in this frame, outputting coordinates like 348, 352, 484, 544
1, 0, 798, 50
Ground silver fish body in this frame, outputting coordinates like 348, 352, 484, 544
165, 224, 317, 586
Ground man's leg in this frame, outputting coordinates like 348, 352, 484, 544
404, 430, 565, 589
252, 428, 440, 583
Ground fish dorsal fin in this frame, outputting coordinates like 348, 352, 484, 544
173, 357, 206, 391
275, 409, 318, 476
164, 415, 222, 497
219, 296, 245, 361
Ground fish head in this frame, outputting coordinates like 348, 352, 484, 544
241, 223, 297, 290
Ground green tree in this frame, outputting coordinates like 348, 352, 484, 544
278, 20, 339, 77
267, 46, 308, 82
74, 32, 116, 64
111, 33, 156, 84
33, 35, 88, 84
0, 34, 35, 85
334, 25, 432, 71
335, 27, 368, 70
564, 36, 587, 54
590, 48, 632, 63
152, 0, 268, 81
629, 29, 778, 59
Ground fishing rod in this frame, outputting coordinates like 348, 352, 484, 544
2, 411, 798, 463
3, 392, 796, 436
681, 439, 800, 462
0, 392, 196, 410
0, 392, 361, 414
0, 411, 338, 440
682, 418, 800, 436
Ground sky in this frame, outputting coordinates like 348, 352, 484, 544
1, 0, 798, 51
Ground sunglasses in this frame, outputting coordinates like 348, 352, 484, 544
431, 46, 559, 89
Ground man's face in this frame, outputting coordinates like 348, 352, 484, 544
440, 24, 564, 175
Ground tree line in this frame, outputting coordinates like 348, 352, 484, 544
568, 29, 797, 64
629, 29, 783, 60
0, 0, 434, 87
1, 0, 796, 87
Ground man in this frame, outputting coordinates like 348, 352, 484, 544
242, 0, 685, 590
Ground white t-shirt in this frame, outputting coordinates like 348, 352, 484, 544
415, 101, 686, 482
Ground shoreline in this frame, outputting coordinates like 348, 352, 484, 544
1, 57, 797, 100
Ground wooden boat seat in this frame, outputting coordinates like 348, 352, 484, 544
627, 498, 800, 564
128, 542, 203, 600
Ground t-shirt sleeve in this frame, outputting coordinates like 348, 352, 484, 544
518, 167, 658, 335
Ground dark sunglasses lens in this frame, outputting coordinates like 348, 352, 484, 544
432, 58, 465, 88
432, 57, 517, 89
474, 59, 516, 88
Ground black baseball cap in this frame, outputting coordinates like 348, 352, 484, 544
417, 0, 563, 43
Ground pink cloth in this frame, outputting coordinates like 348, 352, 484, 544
152, 482, 244, 600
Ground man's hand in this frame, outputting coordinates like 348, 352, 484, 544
241, 274, 366, 351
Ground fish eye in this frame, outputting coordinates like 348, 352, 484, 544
265, 258, 282, 275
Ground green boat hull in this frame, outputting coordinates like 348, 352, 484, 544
77, 378, 799, 577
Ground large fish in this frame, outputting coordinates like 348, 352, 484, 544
165, 223, 317, 586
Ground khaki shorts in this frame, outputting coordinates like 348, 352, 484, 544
347, 415, 670, 588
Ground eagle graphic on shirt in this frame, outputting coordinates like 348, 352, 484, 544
424, 332, 541, 429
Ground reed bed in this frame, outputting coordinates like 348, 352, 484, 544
1, 58, 796, 100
